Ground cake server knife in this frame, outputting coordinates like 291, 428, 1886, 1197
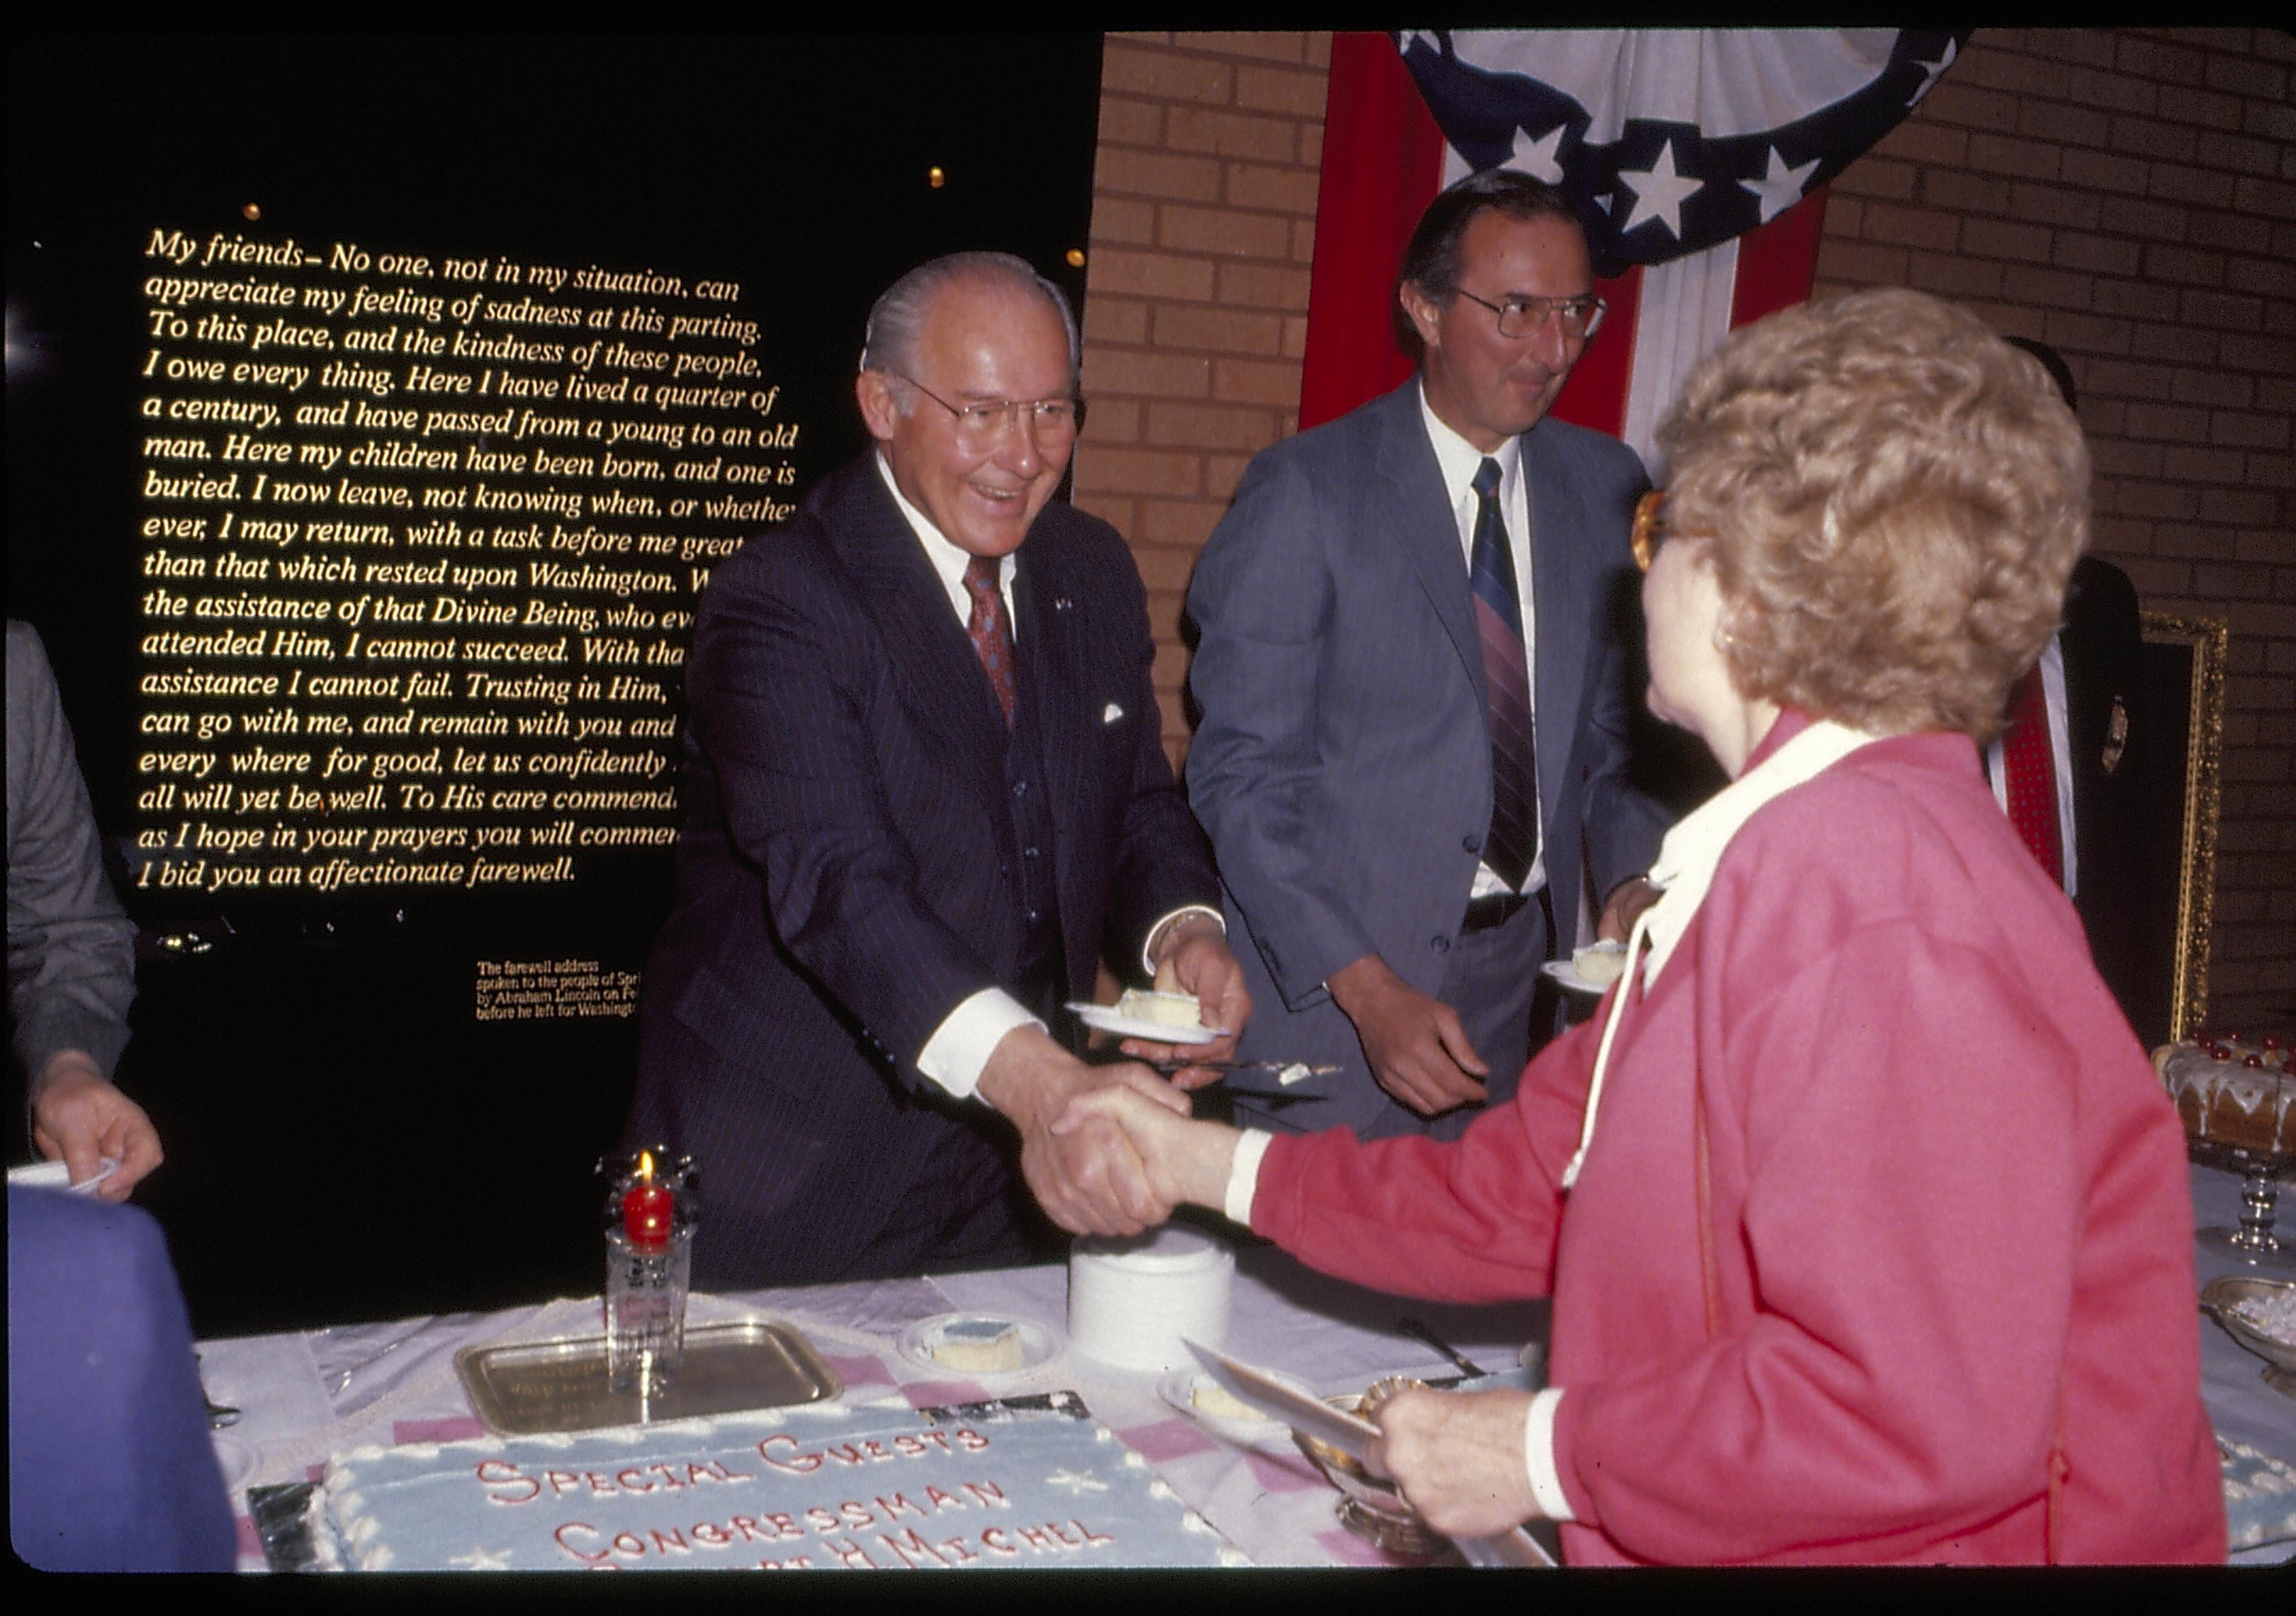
1182, 1340, 1555, 1569
1142, 1059, 1341, 1080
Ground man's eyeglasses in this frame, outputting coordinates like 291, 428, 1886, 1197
896, 375, 1086, 445
1451, 288, 1607, 343
1630, 490, 1709, 572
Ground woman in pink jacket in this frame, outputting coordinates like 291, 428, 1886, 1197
1064, 287, 2224, 1564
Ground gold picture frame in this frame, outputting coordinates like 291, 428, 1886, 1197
2137, 611, 2227, 1043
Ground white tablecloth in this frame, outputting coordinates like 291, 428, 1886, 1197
198, 1167, 2292, 1569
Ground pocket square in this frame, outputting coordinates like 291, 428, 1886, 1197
1103, 703, 1125, 724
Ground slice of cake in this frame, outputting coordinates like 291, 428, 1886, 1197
1572, 941, 1628, 987
2154, 1033, 2291, 1156
1189, 1380, 1264, 1423
1113, 989, 1202, 1030
929, 1317, 1025, 1373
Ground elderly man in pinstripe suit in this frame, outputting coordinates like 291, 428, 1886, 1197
625, 254, 1248, 1289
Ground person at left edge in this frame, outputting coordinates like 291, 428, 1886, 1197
625, 252, 1249, 1289
8, 620, 164, 1200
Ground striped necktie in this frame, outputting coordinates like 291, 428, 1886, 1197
1469, 457, 1536, 890
962, 555, 1016, 729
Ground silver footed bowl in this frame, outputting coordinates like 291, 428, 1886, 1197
1292, 1381, 1442, 1558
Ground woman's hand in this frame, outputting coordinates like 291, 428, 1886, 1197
1363, 1386, 1543, 1539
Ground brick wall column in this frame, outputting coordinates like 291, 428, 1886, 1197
1070, 31, 1331, 766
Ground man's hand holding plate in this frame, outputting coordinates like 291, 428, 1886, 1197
1122, 913, 1251, 1088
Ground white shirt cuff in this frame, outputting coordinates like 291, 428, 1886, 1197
1222, 1128, 1274, 1226
1522, 1388, 1573, 1522
914, 988, 1044, 1100
1142, 905, 1225, 977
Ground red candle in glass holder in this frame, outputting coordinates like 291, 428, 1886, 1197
622, 1152, 674, 1251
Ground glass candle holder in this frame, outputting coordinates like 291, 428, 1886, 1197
595, 1149, 699, 1401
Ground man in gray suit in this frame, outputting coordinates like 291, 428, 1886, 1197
1186, 170, 1668, 1141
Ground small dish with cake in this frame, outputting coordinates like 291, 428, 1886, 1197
1157, 1365, 1317, 1448
896, 1312, 1061, 1376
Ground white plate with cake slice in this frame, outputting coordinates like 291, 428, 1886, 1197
1158, 1367, 1317, 1448
1542, 941, 1629, 997
1069, 995, 1225, 1045
899, 1313, 1062, 1378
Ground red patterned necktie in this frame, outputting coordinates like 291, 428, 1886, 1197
2001, 663, 2063, 886
1468, 458, 1537, 889
962, 555, 1016, 729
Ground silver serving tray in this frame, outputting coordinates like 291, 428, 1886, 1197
456, 1319, 843, 1437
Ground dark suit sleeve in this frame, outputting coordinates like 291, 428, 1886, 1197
1088, 532, 1224, 970
1571, 456, 1670, 904
2059, 556, 2146, 1019
1186, 448, 1382, 1003
682, 543, 1000, 1074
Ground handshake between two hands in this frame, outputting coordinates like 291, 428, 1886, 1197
979, 919, 1249, 1241
993, 1054, 1247, 1247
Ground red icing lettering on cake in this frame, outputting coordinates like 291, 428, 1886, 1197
477, 1459, 541, 1505
553, 1522, 607, 1564
759, 1423, 980, 1474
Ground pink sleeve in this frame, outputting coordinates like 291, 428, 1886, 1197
1249, 1019, 1599, 1304
1555, 921, 2086, 1561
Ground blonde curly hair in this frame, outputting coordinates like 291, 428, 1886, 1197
1657, 286, 2089, 744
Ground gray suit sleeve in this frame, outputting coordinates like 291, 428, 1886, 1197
1185, 449, 1378, 1006
6, 622, 137, 1092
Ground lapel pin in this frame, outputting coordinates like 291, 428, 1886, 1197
1054, 596, 1075, 612
1103, 703, 1125, 724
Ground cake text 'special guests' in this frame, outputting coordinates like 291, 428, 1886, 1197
1061, 287, 2225, 1564
625, 253, 1247, 1288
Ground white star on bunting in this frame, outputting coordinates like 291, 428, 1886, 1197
1617, 140, 1704, 238
1907, 37, 1957, 106
1506, 122, 1568, 183
1739, 146, 1823, 223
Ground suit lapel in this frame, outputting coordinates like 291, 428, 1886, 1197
1373, 387, 1484, 700
1013, 533, 1096, 938
830, 466, 1010, 819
